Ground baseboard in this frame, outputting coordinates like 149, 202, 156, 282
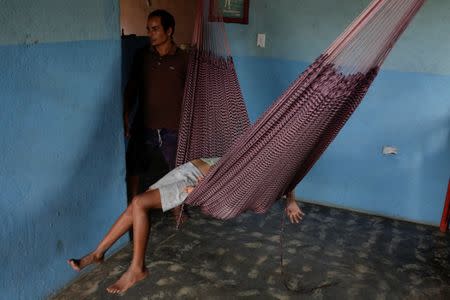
296, 197, 440, 228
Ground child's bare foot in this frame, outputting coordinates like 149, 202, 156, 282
67, 252, 104, 272
106, 268, 149, 294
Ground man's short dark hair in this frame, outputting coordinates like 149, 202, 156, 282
148, 9, 175, 37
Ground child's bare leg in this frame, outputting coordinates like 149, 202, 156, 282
107, 189, 162, 294
126, 174, 141, 240
68, 203, 134, 271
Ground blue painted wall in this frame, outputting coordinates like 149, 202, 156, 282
227, 0, 450, 225
0, 1, 125, 299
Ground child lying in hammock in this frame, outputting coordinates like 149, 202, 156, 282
67, 157, 304, 294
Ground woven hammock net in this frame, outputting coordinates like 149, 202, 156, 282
180, 0, 427, 219
176, 0, 250, 166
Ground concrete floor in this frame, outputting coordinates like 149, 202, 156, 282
51, 201, 450, 299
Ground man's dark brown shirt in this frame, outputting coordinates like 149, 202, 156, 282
129, 45, 188, 131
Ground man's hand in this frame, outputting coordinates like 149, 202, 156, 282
123, 115, 131, 138
124, 126, 131, 139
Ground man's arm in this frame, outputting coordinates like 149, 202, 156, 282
123, 49, 144, 137
123, 79, 137, 138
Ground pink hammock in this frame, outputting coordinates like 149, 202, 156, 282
181, 0, 427, 219
176, 0, 250, 166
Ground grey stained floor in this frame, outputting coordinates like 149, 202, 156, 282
51, 201, 450, 300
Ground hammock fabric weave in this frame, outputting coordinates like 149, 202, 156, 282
182, 0, 426, 219
176, 0, 250, 166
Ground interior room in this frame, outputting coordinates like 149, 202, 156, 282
1, 0, 449, 299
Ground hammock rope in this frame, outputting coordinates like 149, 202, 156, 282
181, 0, 426, 220
176, 0, 250, 166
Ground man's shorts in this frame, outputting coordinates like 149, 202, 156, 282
148, 161, 203, 212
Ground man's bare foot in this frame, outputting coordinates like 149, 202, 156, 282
67, 252, 104, 272
106, 268, 149, 294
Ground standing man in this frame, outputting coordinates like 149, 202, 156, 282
124, 9, 188, 222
